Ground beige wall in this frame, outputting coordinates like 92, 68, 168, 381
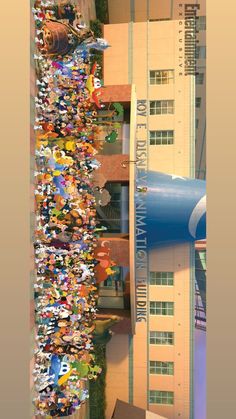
103, 23, 129, 85
106, 0, 206, 179
147, 21, 193, 176
108, 0, 131, 24
149, 0, 171, 21
105, 334, 130, 419
108, 0, 206, 23
104, 21, 194, 177
104, 24, 129, 86
132, 322, 148, 407
104, 19, 194, 419
146, 411, 167, 419
148, 245, 191, 418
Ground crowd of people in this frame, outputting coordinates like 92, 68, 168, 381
32, 1, 108, 416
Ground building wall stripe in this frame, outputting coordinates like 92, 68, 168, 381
198, 120, 206, 179
190, 244, 195, 419
128, 334, 134, 403
190, 76, 196, 178
128, 22, 134, 84
171, 0, 174, 19
130, 0, 135, 21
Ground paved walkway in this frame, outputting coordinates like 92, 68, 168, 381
78, 0, 96, 25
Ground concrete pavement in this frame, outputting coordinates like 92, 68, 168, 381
77, 0, 96, 25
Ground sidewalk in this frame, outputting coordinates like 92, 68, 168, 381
77, 0, 96, 25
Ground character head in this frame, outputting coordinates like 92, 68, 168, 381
94, 77, 101, 89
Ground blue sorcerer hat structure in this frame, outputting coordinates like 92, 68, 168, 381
137, 171, 206, 249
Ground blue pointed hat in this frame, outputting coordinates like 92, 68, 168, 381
136, 171, 206, 248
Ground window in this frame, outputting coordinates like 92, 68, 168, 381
96, 182, 129, 234
196, 97, 201, 108
196, 16, 206, 31
150, 100, 174, 115
150, 301, 174, 316
98, 266, 127, 309
196, 73, 204, 84
149, 391, 174, 405
149, 70, 174, 85
150, 271, 174, 285
196, 46, 206, 59
149, 18, 171, 22
150, 331, 174, 345
149, 361, 174, 375
196, 119, 199, 129
149, 131, 174, 145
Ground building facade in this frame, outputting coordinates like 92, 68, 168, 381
93, 84, 136, 334
99, 14, 199, 419
106, 0, 206, 181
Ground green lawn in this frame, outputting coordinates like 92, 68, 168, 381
89, 19, 103, 79
95, 0, 109, 24
89, 344, 107, 419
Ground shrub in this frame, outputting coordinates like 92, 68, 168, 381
89, 344, 107, 419
90, 19, 103, 38
95, 0, 109, 24
89, 20, 103, 79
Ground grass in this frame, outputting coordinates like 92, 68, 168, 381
89, 19, 103, 79
89, 344, 107, 419
95, 0, 109, 24
90, 19, 103, 38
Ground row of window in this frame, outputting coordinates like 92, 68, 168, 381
148, 270, 181, 405
150, 301, 174, 316
148, 257, 191, 405
149, 94, 203, 117
149, 390, 174, 405
149, 68, 205, 85
195, 46, 207, 59
150, 271, 174, 285
150, 100, 174, 115
150, 130, 174, 145
150, 70, 174, 85
149, 122, 201, 145
150, 331, 174, 345
150, 361, 174, 375
196, 15, 207, 31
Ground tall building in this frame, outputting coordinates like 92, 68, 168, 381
106, 0, 206, 181
195, 17, 206, 181
89, 5, 202, 416
29, 2, 206, 418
